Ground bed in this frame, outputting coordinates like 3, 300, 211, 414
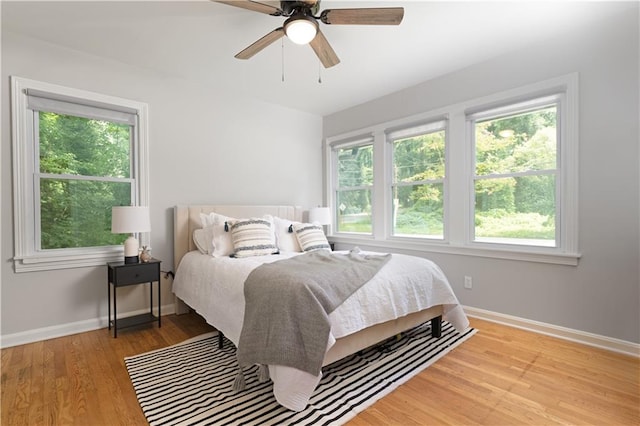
172, 205, 468, 412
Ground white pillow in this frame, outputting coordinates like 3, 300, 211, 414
196, 212, 235, 257
200, 211, 228, 228
293, 223, 331, 252
192, 226, 214, 255
273, 216, 302, 253
212, 221, 234, 257
229, 217, 278, 258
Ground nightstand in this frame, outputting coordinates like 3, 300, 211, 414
107, 259, 161, 337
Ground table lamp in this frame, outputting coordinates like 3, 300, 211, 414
309, 207, 331, 226
111, 206, 151, 264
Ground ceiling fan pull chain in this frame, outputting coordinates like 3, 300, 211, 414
281, 38, 285, 82
318, 60, 322, 84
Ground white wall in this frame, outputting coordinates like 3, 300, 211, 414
1, 32, 323, 340
324, 9, 640, 343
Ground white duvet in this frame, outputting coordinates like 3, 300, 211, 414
173, 249, 468, 411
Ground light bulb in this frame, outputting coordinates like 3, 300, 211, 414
285, 17, 318, 45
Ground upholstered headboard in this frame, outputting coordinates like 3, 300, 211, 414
173, 205, 304, 269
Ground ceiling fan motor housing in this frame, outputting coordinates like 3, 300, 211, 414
280, 1, 320, 17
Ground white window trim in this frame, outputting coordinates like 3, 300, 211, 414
388, 118, 448, 241
467, 94, 563, 248
332, 135, 375, 235
325, 74, 580, 266
11, 76, 150, 272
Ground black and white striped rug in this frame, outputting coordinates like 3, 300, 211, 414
125, 321, 475, 426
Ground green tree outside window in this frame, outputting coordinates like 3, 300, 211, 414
38, 112, 132, 249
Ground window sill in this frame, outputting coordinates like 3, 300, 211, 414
327, 235, 581, 266
14, 248, 124, 273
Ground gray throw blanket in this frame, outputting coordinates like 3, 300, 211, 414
236, 248, 391, 377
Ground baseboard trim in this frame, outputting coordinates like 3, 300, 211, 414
464, 306, 640, 358
0, 303, 176, 349
3, 304, 638, 357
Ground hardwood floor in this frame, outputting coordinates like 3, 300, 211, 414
352, 319, 639, 426
2, 314, 638, 425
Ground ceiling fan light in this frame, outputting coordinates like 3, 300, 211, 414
285, 16, 318, 45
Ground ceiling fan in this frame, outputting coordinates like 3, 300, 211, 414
214, 0, 404, 68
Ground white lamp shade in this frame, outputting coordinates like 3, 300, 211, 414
309, 207, 331, 225
111, 206, 151, 234
112, 206, 150, 262
285, 17, 317, 45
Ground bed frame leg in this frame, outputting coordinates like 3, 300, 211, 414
431, 315, 442, 338
218, 331, 224, 349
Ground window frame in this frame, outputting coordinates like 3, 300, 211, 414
331, 135, 375, 236
325, 74, 580, 265
388, 118, 448, 241
11, 76, 150, 272
468, 95, 561, 248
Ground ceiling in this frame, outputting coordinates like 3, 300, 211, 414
2, 1, 634, 116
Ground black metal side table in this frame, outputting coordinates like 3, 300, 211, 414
107, 259, 161, 337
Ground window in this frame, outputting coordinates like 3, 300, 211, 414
470, 99, 558, 247
326, 74, 579, 265
389, 120, 447, 239
334, 138, 374, 234
11, 77, 149, 272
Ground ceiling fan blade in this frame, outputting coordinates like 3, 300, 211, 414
320, 7, 404, 25
214, 0, 282, 16
309, 30, 340, 68
235, 27, 285, 60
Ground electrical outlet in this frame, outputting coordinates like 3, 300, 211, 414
464, 276, 473, 289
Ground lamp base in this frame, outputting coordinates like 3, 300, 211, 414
123, 235, 140, 264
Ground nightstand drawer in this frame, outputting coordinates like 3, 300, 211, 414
113, 262, 159, 286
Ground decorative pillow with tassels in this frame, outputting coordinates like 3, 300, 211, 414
293, 223, 331, 252
229, 217, 278, 258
